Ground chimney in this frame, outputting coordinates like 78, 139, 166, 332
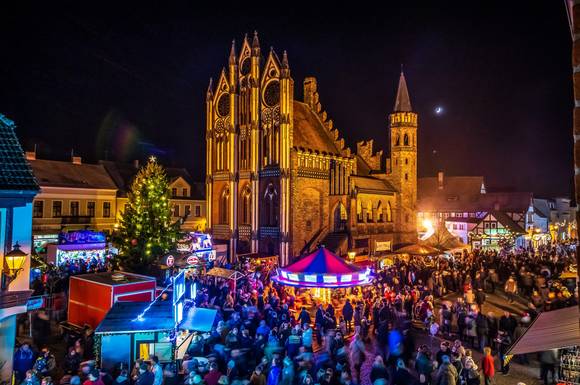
437, 171, 444, 190
25, 151, 36, 160
72, 156, 82, 165
133, 159, 140, 169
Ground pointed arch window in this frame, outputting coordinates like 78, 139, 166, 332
403, 133, 409, 146
241, 185, 252, 225
386, 201, 392, 222
219, 187, 230, 224
357, 200, 363, 223
366, 201, 373, 222
395, 134, 400, 146
377, 201, 384, 222
263, 183, 278, 226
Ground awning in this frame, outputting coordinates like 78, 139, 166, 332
206, 267, 244, 280
179, 307, 217, 332
507, 306, 580, 355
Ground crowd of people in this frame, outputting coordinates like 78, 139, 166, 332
13, 244, 577, 385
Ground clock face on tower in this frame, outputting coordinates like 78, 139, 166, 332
263, 81, 280, 107
217, 94, 230, 117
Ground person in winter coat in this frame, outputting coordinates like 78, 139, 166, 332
279, 357, 294, 385
414, 346, 434, 384
342, 299, 354, 333
370, 356, 389, 384
64, 347, 81, 375
460, 357, 480, 385
475, 312, 489, 351
435, 355, 458, 385
392, 359, 416, 385
349, 333, 370, 383
21, 370, 40, 385
14, 344, 36, 382
504, 275, 518, 303
135, 364, 154, 385
266, 358, 281, 385
464, 313, 478, 348
249, 365, 266, 385
113, 370, 129, 385
481, 347, 495, 385
539, 349, 559, 385
33, 348, 56, 379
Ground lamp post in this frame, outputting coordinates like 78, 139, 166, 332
2, 242, 27, 290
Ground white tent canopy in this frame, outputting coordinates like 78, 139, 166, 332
507, 306, 580, 355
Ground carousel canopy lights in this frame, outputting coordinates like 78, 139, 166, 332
272, 246, 373, 288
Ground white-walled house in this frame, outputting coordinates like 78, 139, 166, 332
0, 115, 38, 382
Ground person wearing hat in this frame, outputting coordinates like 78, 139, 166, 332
83, 370, 105, 385
136, 363, 154, 385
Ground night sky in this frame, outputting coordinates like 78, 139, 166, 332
0, 2, 574, 197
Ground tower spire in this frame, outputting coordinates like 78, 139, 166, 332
252, 30, 260, 56
206, 78, 213, 101
281, 50, 289, 68
393, 69, 412, 112
229, 39, 236, 65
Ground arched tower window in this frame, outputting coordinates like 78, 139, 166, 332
403, 133, 409, 146
395, 134, 400, 146
263, 183, 278, 226
357, 200, 363, 223
386, 201, 392, 222
219, 186, 230, 224
377, 201, 384, 222
241, 185, 252, 225
366, 201, 373, 222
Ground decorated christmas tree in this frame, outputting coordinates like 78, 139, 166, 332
115, 156, 177, 272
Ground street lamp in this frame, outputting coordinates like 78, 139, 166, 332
2, 242, 27, 289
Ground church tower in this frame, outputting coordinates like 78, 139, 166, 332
389, 71, 417, 240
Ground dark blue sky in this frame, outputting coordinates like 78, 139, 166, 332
0, 1, 574, 197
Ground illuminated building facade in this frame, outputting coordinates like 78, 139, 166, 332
205, 33, 418, 265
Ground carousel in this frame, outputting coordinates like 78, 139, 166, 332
271, 246, 373, 303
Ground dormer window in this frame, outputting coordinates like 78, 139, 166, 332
182, 188, 188, 197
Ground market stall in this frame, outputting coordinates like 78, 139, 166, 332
95, 301, 175, 371
505, 306, 580, 384
67, 272, 157, 329
47, 230, 111, 267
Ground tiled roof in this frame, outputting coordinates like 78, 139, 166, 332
418, 176, 484, 212
293, 101, 340, 154
351, 175, 397, 193
0, 114, 39, 191
30, 159, 117, 190
100, 160, 203, 199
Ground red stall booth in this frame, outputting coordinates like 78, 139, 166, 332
68, 272, 156, 329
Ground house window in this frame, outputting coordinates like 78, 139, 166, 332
103, 202, 111, 218
172, 188, 177, 197
184, 205, 191, 217
33, 201, 44, 218
484, 222, 490, 229
491, 222, 497, 229
174, 205, 180, 217
195, 205, 201, 217
87, 201, 96, 217
182, 188, 188, 197
70, 201, 79, 216
52, 201, 62, 218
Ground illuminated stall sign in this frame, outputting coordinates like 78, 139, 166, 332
173, 270, 186, 326
176, 232, 213, 254
59, 230, 106, 245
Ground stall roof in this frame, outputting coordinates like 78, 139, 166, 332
178, 307, 217, 332
394, 244, 441, 256
507, 306, 580, 355
95, 301, 174, 334
206, 267, 244, 280
73, 271, 156, 287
